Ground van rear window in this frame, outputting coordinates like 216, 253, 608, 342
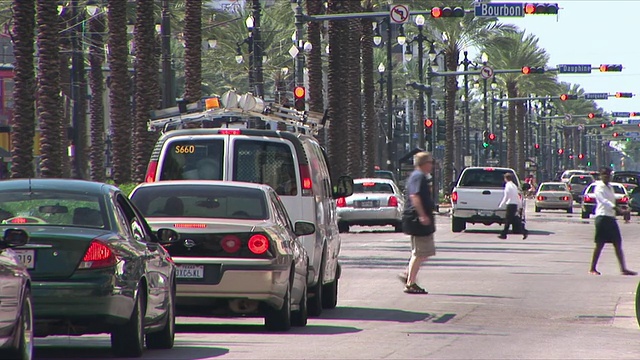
458, 169, 518, 187
159, 139, 224, 180
232, 140, 297, 196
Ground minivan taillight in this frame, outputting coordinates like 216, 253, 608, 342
299, 165, 313, 196
388, 196, 398, 207
78, 241, 116, 270
145, 161, 158, 182
336, 197, 346, 207
451, 191, 458, 204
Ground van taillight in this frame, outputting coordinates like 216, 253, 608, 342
299, 165, 313, 196
388, 196, 398, 207
145, 161, 158, 182
336, 197, 346, 207
78, 241, 116, 270
451, 191, 458, 204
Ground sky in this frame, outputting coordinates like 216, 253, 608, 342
488, 1, 640, 114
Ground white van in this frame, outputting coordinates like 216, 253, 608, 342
144, 128, 353, 316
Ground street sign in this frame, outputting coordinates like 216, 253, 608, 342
480, 66, 494, 79
474, 3, 524, 17
584, 93, 609, 100
612, 112, 631, 118
389, 4, 409, 24
557, 64, 592, 74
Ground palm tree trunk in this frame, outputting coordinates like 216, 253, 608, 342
443, 48, 460, 193
9, 0, 36, 178
89, 12, 106, 182
516, 100, 525, 178
360, 2, 376, 178
506, 83, 517, 170
306, 0, 324, 145
326, 0, 349, 180
107, 0, 132, 184
37, 0, 64, 178
183, 0, 202, 103
132, 0, 159, 182
58, 12, 71, 178
346, 0, 362, 176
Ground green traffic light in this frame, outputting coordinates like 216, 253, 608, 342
587, 161, 592, 166
482, 142, 489, 148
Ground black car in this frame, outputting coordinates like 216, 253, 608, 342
0, 228, 32, 359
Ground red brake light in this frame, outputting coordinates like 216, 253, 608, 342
248, 234, 269, 255
299, 165, 313, 196
483, 167, 494, 171
78, 241, 116, 270
174, 223, 207, 228
584, 196, 595, 203
219, 129, 241, 135
537, 196, 545, 201
9, 217, 27, 224
145, 160, 158, 182
451, 191, 458, 203
221, 235, 241, 253
620, 197, 629, 204
562, 196, 570, 201
388, 196, 398, 207
362, 182, 376, 187
336, 197, 346, 207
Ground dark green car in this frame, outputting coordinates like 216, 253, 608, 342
0, 179, 177, 358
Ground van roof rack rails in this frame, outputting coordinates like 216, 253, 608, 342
148, 90, 327, 135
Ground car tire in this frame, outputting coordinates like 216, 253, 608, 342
635, 281, 640, 327
338, 222, 349, 233
581, 212, 589, 219
0, 289, 34, 360
322, 276, 338, 309
567, 207, 573, 214
452, 217, 465, 233
291, 284, 308, 327
307, 263, 323, 317
145, 285, 175, 350
265, 283, 291, 331
111, 285, 145, 358
535, 206, 541, 213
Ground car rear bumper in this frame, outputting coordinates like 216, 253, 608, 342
535, 200, 572, 209
452, 209, 507, 223
337, 207, 401, 224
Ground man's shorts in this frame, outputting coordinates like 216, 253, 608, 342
411, 234, 435, 257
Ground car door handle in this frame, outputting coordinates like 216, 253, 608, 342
482, 190, 491, 195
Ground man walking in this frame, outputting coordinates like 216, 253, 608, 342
589, 167, 636, 276
498, 173, 528, 239
398, 152, 435, 294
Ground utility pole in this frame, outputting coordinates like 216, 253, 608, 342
161, 0, 174, 108
293, 0, 305, 87
252, 0, 264, 98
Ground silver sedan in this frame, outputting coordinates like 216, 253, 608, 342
337, 178, 405, 233
535, 182, 573, 213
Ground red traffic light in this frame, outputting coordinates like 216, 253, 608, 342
534, 143, 540, 149
557, 148, 564, 155
600, 64, 623, 72
578, 153, 584, 159
522, 66, 544, 74
488, 133, 496, 141
431, 7, 442, 18
293, 86, 306, 111
431, 6, 464, 18
525, 3, 559, 14
613, 132, 619, 137
601, 123, 607, 128
559, 94, 577, 101
522, 66, 530, 75
424, 119, 434, 128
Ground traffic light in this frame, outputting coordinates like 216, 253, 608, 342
430, 6, 464, 18
600, 123, 607, 129
524, 3, 559, 14
522, 66, 545, 74
615, 92, 633, 98
488, 133, 496, 143
424, 118, 433, 136
599, 64, 623, 72
578, 153, 584, 160
613, 132, 620, 138
436, 119, 446, 141
557, 148, 564, 155
559, 94, 578, 101
482, 130, 490, 148
534, 143, 540, 155
293, 86, 306, 111
588, 113, 602, 119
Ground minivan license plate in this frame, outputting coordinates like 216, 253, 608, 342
13, 250, 35, 269
176, 264, 204, 279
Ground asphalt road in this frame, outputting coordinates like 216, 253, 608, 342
34, 201, 640, 359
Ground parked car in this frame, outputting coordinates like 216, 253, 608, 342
612, 171, 640, 192
0, 228, 32, 359
534, 182, 573, 213
0, 179, 177, 358
337, 178, 405, 233
144, 128, 354, 316
581, 181, 629, 219
129, 181, 312, 331
568, 174, 595, 202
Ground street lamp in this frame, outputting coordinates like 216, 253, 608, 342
460, 51, 473, 158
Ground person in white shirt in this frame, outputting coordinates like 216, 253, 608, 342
589, 167, 636, 276
498, 172, 528, 239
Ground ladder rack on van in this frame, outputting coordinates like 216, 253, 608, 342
148, 90, 327, 135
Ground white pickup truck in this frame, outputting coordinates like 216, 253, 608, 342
451, 166, 521, 232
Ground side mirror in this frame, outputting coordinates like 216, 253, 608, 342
1, 228, 29, 248
333, 175, 354, 199
294, 221, 316, 237
156, 228, 179, 244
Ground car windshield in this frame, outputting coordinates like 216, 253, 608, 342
540, 184, 567, 192
458, 169, 519, 187
353, 182, 393, 193
570, 176, 594, 185
0, 190, 106, 228
130, 185, 268, 220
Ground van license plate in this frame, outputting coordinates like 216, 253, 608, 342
176, 265, 204, 279
13, 250, 35, 269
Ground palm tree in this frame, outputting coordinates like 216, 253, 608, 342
10, 0, 36, 178
37, 0, 64, 178
361, 0, 376, 177
427, 2, 516, 191
130, 0, 158, 182
183, 0, 202, 103
345, 0, 362, 176
107, 0, 132, 184
88, 9, 106, 182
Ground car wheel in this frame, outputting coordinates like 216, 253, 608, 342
567, 207, 573, 214
307, 262, 323, 317
265, 283, 291, 331
636, 281, 640, 327
338, 222, 349, 233
0, 289, 34, 360
322, 275, 338, 309
452, 217, 465, 233
291, 283, 308, 327
111, 285, 145, 358
145, 285, 175, 350
581, 212, 589, 219
535, 206, 541, 213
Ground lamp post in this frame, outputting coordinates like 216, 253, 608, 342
402, 15, 427, 149
460, 51, 472, 158
237, 15, 255, 92
481, 52, 489, 134
386, 16, 394, 171
161, 0, 174, 108
251, 0, 264, 98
